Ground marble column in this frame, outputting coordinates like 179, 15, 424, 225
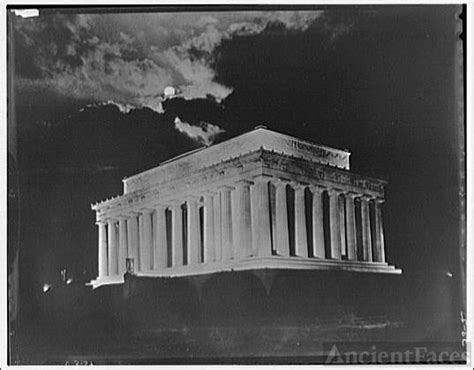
137, 214, 143, 270
97, 221, 108, 278
219, 186, 234, 260
138, 212, 151, 271
233, 180, 253, 258
187, 197, 201, 264
107, 220, 118, 276
153, 206, 168, 270
328, 189, 342, 259
213, 192, 222, 261
203, 192, 216, 262
310, 185, 326, 258
345, 192, 359, 261
294, 184, 308, 258
373, 198, 386, 262
171, 202, 184, 267
230, 188, 238, 258
339, 194, 347, 258
274, 180, 290, 257
126, 213, 139, 268
251, 176, 272, 257
360, 195, 373, 262
118, 217, 128, 275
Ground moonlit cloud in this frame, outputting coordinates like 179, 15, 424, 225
80, 100, 137, 114
174, 117, 225, 146
13, 10, 324, 114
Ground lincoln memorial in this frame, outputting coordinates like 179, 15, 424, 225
89, 126, 401, 288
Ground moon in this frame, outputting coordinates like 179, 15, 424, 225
163, 86, 176, 98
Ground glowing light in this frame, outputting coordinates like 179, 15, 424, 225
66, 278, 73, 285
445, 272, 453, 278
42, 283, 51, 293
163, 86, 176, 98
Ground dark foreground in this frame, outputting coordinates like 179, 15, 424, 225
12, 270, 463, 365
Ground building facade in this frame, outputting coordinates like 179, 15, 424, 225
90, 127, 400, 288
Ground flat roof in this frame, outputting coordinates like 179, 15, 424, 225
123, 127, 351, 194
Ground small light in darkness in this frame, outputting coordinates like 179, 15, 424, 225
11, 9, 39, 18
42, 283, 51, 293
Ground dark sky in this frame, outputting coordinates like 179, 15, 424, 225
9, 5, 463, 321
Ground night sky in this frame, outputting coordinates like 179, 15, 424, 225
9, 5, 463, 332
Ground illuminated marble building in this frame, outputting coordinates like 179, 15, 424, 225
90, 126, 400, 288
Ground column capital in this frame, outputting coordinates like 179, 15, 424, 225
96, 220, 107, 226
151, 203, 167, 211
326, 188, 344, 196
292, 182, 309, 191
168, 199, 183, 208
359, 194, 374, 201
252, 173, 273, 183
374, 197, 385, 204
203, 190, 218, 197
273, 177, 291, 187
346, 191, 362, 199
309, 184, 326, 194
185, 195, 200, 203
138, 208, 154, 215
217, 184, 235, 192
235, 179, 254, 186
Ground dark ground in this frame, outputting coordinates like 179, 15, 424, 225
12, 269, 462, 365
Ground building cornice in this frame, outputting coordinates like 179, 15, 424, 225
92, 149, 386, 220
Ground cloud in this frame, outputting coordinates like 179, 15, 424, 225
173, 116, 224, 146
13, 10, 324, 114
80, 100, 137, 113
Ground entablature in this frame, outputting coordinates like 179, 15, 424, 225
93, 149, 386, 221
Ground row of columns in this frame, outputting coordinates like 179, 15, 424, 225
97, 177, 386, 279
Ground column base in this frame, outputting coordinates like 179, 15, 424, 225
89, 258, 401, 287
136, 256, 402, 279
87, 275, 125, 289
